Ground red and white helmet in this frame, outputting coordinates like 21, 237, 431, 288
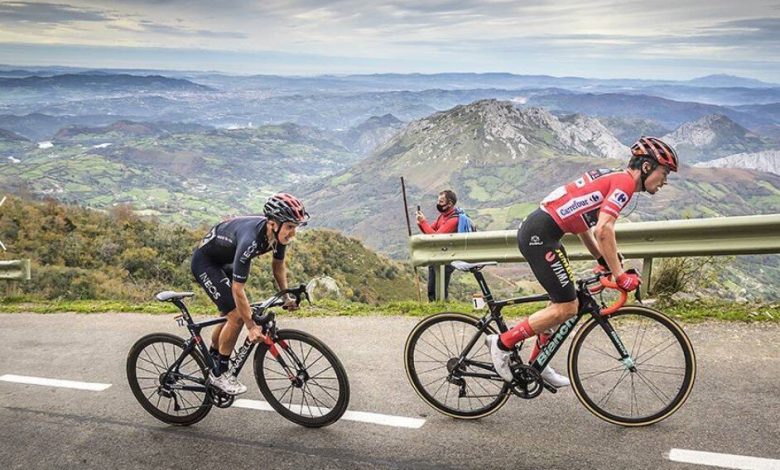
263, 193, 309, 225
631, 136, 679, 172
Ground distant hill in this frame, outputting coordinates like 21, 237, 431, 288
0, 128, 29, 142
53, 120, 212, 141
525, 92, 773, 133
694, 150, 780, 175
0, 113, 138, 141
662, 114, 774, 162
338, 114, 404, 156
0, 73, 212, 92
598, 117, 671, 145
685, 74, 777, 88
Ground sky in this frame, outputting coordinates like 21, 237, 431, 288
0, 0, 778, 80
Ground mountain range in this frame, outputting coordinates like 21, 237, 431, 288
661, 114, 773, 162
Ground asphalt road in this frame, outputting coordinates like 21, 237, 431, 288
0, 313, 778, 469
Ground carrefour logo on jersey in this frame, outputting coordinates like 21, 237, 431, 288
556, 191, 603, 218
609, 190, 629, 208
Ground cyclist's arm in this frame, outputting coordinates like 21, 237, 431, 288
577, 229, 602, 259
271, 257, 288, 291
593, 212, 624, 276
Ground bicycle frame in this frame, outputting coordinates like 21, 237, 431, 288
159, 297, 293, 394
452, 268, 636, 385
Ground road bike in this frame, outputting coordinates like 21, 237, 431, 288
127, 284, 350, 427
404, 261, 696, 426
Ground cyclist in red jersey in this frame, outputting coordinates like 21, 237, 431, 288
487, 137, 679, 387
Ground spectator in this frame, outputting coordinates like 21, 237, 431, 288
416, 190, 459, 301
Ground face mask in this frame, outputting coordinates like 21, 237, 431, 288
436, 203, 449, 213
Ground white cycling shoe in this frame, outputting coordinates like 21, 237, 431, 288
486, 334, 514, 382
209, 372, 248, 395
540, 366, 571, 388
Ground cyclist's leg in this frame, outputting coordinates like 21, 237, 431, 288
501, 209, 578, 349
191, 249, 235, 365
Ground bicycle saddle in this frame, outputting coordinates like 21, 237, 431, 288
155, 291, 195, 302
450, 261, 498, 272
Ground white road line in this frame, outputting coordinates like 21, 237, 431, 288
233, 399, 426, 429
669, 449, 780, 470
0, 374, 112, 391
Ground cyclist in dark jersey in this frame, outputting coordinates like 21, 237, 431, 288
487, 137, 680, 387
191, 193, 309, 395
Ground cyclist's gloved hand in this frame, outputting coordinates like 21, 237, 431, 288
247, 325, 266, 343
616, 270, 641, 292
282, 293, 299, 311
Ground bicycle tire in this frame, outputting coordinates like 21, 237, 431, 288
568, 305, 696, 426
253, 329, 350, 428
126, 333, 212, 426
404, 312, 511, 419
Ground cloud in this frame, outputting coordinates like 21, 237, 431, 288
0, 1, 114, 24
129, 20, 247, 39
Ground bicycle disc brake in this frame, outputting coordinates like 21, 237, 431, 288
510, 364, 544, 399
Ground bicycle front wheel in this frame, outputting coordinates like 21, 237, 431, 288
254, 329, 350, 428
404, 312, 510, 419
126, 333, 212, 426
569, 306, 696, 426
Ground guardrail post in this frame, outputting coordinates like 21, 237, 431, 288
435, 264, 445, 302
641, 257, 653, 297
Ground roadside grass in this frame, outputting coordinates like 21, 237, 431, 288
0, 296, 777, 322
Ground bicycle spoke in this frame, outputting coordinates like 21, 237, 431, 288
418, 335, 452, 361
414, 347, 447, 364
634, 370, 671, 405
597, 369, 630, 408
464, 382, 486, 409
416, 364, 448, 375
576, 364, 626, 381
434, 323, 456, 358
582, 343, 621, 361
634, 337, 678, 364
308, 365, 334, 380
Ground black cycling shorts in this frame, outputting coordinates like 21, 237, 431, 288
191, 248, 236, 315
517, 208, 577, 303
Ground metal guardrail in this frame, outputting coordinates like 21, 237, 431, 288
410, 214, 780, 300
0, 260, 31, 281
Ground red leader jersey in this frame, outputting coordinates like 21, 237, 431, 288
540, 168, 636, 234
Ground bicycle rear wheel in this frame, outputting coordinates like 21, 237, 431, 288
404, 312, 510, 419
254, 329, 350, 428
569, 306, 696, 426
126, 333, 212, 426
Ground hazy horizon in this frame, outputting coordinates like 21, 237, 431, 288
0, 1, 778, 81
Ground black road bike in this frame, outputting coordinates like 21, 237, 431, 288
127, 284, 350, 428
404, 261, 696, 426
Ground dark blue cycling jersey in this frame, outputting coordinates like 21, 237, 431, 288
197, 216, 286, 283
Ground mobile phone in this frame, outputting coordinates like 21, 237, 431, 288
417, 205, 421, 212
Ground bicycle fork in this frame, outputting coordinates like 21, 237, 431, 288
594, 315, 637, 371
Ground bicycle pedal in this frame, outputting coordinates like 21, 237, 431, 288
542, 382, 558, 394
